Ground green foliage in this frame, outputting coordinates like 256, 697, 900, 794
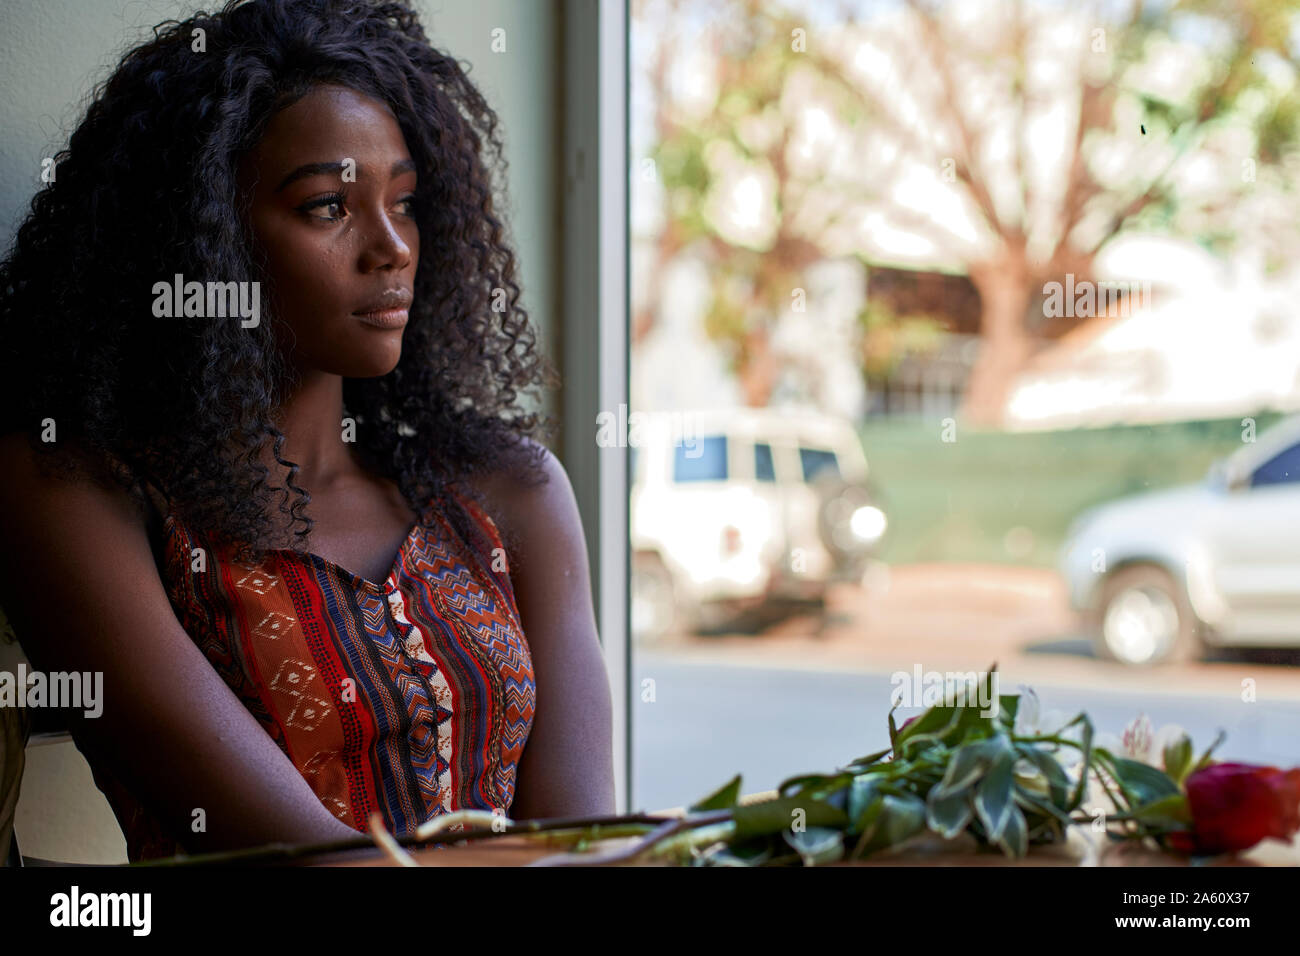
857, 300, 948, 384
674, 663, 1215, 866
860, 413, 1288, 566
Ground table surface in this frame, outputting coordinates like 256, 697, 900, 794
291, 792, 1300, 867
299, 835, 1300, 867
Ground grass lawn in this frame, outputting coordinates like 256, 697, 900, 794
859, 412, 1288, 568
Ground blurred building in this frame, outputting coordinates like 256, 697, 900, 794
1004, 235, 1300, 430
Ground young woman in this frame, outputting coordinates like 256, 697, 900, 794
0, 0, 615, 861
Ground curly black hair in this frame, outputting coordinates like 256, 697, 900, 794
0, 0, 559, 561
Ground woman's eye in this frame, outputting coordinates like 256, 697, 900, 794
299, 194, 347, 221
395, 195, 417, 216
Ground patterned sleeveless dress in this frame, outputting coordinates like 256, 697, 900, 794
86, 486, 536, 862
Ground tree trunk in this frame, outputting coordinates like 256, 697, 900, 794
738, 323, 779, 407
960, 260, 1035, 428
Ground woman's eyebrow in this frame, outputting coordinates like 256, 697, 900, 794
274, 159, 417, 193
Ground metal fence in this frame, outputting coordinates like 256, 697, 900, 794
866, 333, 982, 420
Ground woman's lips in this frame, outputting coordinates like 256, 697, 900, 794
352, 307, 409, 329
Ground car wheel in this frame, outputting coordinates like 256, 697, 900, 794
631, 552, 677, 644
1093, 565, 1203, 666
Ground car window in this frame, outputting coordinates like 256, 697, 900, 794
754, 442, 776, 482
799, 446, 840, 483
674, 435, 727, 482
1250, 442, 1300, 487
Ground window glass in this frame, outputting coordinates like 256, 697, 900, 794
1250, 443, 1300, 487
754, 442, 776, 482
799, 446, 840, 483
673, 435, 727, 482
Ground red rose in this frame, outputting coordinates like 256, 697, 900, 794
1180, 762, 1300, 854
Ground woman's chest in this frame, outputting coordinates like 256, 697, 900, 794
167, 536, 535, 771
290, 483, 423, 585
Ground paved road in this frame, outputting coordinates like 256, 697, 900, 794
629, 565, 1300, 813
630, 652, 1300, 814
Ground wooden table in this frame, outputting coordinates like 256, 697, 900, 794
298, 832, 1299, 867
293, 791, 1300, 867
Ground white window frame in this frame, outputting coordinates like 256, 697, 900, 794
561, 0, 631, 813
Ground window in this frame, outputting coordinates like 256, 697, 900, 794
673, 435, 727, 482
754, 442, 776, 482
799, 446, 840, 483
1250, 443, 1300, 487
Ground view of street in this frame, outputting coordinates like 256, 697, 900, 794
633, 565, 1300, 813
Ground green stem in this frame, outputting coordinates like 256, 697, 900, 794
526, 812, 736, 867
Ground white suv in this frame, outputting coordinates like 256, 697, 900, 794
629, 407, 886, 640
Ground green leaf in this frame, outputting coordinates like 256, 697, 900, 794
1108, 792, 1192, 828
853, 794, 927, 858
732, 795, 848, 841
926, 787, 973, 838
1162, 734, 1194, 784
974, 750, 1016, 843
894, 669, 1001, 753
1096, 749, 1180, 807
843, 746, 893, 770
932, 737, 1006, 799
731, 835, 776, 858
776, 771, 851, 798
998, 805, 1029, 858
699, 834, 775, 867
1192, 729, 1226, 773
897, 710, 976, 759
1011, 783, 1073, 830
782, 826, 846, 866
847, 775, 883, 834
996, 694, 1020, 730
1015, 746, 1072, 810
700, 847, 763, 867
689, 773, 742, 812
1068, 713, 1094, 809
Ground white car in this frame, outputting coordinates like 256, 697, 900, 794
1060, 414, 1300, 665
630, 407, 887, 640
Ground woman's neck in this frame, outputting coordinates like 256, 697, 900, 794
263, 369, 362, 490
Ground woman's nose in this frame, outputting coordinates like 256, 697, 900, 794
358, 209, 413, 272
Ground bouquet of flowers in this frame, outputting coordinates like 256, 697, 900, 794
497, 664, 1297, 866
615, 667, 1300, 866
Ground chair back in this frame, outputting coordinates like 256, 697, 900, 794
1, 603, 32, 865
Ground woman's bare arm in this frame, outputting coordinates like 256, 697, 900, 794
0, 433, 361, 855
479, 441, 617, 820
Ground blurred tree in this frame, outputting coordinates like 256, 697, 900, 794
632, 0, 1300, 423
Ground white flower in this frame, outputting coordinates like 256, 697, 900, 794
1121, 713, 1154, 761
1013, 685, 1040, 736
1108, 713, 1190, 771
1012, 685, 1073, 738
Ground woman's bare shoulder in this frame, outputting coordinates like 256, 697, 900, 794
0, 431, 149, 534
463, 437, 564, 536
0, 435, 149, 604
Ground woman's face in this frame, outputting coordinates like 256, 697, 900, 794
239, 84, 419, 380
